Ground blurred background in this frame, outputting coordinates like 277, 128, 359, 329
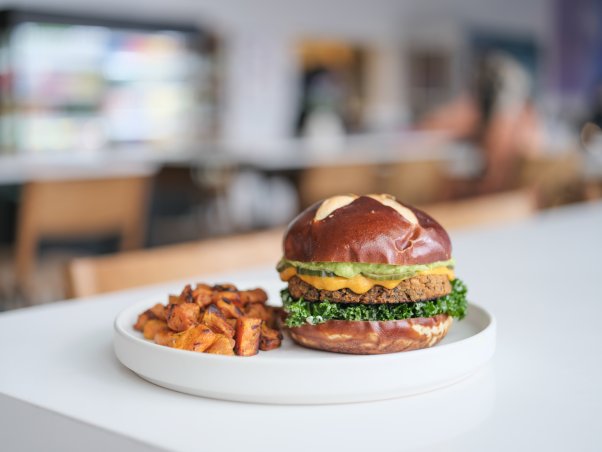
1, 0, 601, 308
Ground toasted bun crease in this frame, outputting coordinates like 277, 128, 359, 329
284, 196, 451, 266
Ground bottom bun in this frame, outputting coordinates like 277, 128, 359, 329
287, 314, 452, 354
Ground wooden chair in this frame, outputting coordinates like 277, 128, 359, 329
380, 160, 449, 205
16, 176, 151, 296
419, 189, 537, 230
66, 228, 284, 298
515, 152, 585, 208
298, 164, 380, 208
298, 161, 449, 209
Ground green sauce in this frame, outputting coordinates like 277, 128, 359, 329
277, 258, 455, 281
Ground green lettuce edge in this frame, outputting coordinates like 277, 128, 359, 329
281, 278, 468, 327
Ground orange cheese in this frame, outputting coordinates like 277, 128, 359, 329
279, 266, 297, 281
279, 266, 455, 294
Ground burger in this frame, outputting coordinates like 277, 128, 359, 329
277, 194, 468, 354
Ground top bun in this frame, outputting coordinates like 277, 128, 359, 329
283, 194, 451, 266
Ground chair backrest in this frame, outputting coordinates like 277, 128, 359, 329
298, 164, 380, 208
298, 160, 449, 208
380, 160, 449, 205
515, 152, 584, 207
419, 189, 537, 230
16, 176, 151, 291
66, 228, 283, 298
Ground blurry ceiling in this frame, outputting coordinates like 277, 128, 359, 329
0, 0, 553, 41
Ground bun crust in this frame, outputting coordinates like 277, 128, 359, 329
287, 315, 452, 354
284, 196, 451, 266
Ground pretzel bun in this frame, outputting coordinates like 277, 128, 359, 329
284, 195, 451, 266
281, 194, 457, 355
288, 315, 452, 354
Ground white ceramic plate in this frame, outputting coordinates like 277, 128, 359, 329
114, 282, 496, 404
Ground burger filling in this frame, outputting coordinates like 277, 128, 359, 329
278, 257, 467, 328
282, 278, 467, 328
287, 274, 452, 303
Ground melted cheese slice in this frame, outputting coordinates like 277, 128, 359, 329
279, 266, 455, 294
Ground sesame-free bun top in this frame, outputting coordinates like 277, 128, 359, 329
283, 194, 451, 266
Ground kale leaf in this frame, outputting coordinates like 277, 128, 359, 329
282, 278, 468, 327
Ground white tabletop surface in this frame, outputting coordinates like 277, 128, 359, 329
1, 201, 602, 451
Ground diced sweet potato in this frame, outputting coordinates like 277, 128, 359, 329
234, 318, 262, 356
195, 283, 213, 292
259, 323, 283, 351
172, 325, 218, 352
211, 290, 241, 306
239, 288, 268, 305
215, 298, 244, 319
133, 282, 281, 356
166, 303, 200, 332
244, 303, 270, 321
205, 334, 235, 355
244, 303, 281, 328
193, 283, 213, 308
154, 327, 177, 346
213, 283, 238, 292
134, 310, 155, 331
178, 284, 195, 303
202, 305, 235, 338
149, 303, 166, 321
143, 319, 168, 340
267, 306, 283, 329
269, 306, 286, 329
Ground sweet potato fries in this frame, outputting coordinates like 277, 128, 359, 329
134, 283, 282, 356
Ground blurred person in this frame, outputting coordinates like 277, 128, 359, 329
419, 52, 543, 193
476, 53, 543, 192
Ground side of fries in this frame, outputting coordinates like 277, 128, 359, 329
134, 283, 283, 356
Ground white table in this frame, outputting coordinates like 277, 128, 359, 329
1, 202, 601, 451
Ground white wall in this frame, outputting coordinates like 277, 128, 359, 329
199, 0, 408, 145
219, 31, 297, 147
